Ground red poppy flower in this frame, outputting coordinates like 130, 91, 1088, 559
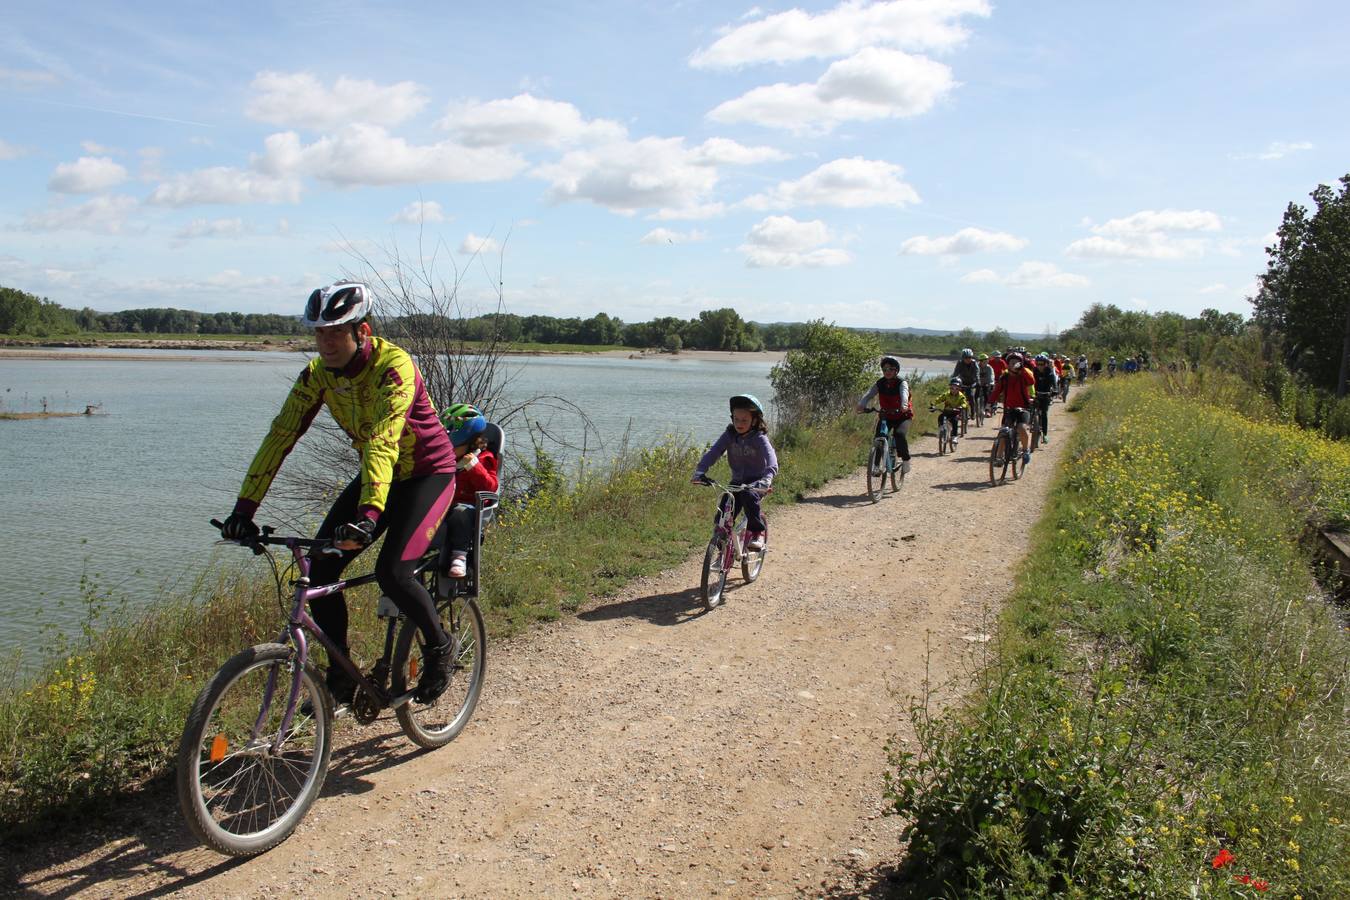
1235, 873, 1252, 885
1253, 880, 1270, 892
1212, 849, 1235, 869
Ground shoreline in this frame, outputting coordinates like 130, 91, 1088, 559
0, 342, 950, 369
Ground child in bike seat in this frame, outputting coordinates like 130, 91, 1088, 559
691, 394, 777, 552
855, 356, 914, 474
937, 378, 969, 448
440, 404, 499, 579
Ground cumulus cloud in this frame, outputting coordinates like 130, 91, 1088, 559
254, 126, 526, 187
535, 136, 782, 216
640, 228, 707, 245
174, 217, 248, 240
744, 157, 919, 210
739, 215, 852, 268
690, 0, 991, 68
1066, 208, 1221, 259
0, 139, 25, 161
390, 200, 449, 224
48, 156, 128, 193
458, 233, 501, 256
960, 261, 1088, 289
1232, 140, 1314, 161
246, 71, 427, 130
22, 195, 140, 234
147, 167, 302, 206
709, 47, 955, 132
441, 93, 625, 147
901, 226, 1027, 255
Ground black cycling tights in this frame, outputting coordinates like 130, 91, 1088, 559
309, 473, 455, 652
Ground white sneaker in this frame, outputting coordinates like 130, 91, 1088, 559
745, 532, 766, 551
448, 554, 468, 579
900, 460, 911, 475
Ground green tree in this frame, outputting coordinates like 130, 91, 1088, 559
1253, 174, 1350, 395
769, 320, 881, 423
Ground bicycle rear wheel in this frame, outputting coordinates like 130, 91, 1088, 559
177, 643, 332, 857
393, 591, 487, 749
973, 398, 984, 428
700, 535, 729, 609
865, 439, 886, 502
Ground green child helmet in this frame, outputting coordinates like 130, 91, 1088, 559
729, 394, 764, 415
440, 402, 481, 432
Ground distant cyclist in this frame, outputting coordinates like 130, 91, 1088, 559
990, 351, 1036, 466
1032, 354, 1057, 443
218, 282, 459, 706
952, 348, 980, 415
977, 353, 996, 414
856, 356, 914, 475
935, 378, 969, 450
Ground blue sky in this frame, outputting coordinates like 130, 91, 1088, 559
2, 0, 1345, 333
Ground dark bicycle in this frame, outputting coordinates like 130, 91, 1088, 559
989, 407, 1028, 486
860, 407, 904, 502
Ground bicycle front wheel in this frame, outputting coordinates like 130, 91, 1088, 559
938, 422, 949, 455
866, 439, 885, 502
393, 592, 487, 749
701, 537, 729, 609
176, 643, 332, 857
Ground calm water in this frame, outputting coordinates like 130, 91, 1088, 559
0, 349, 943, 670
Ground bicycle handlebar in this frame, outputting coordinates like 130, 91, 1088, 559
695, 478, 766, 495
210, 519, 341, 554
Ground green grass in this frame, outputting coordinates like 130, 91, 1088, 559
886, 378, 1349, 898
0, 409, 883, 838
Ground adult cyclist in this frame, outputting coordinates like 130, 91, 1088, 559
952, 348, 981, 423
989, 351, 1036, 466
218, 282, 459, 707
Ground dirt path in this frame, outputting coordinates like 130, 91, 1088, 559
10, 409, 1075, 898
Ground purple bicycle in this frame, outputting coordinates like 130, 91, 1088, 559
696, 479, 767, 610
176, 518, 489, 856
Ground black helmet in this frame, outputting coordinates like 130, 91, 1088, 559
880, 356, 900, 369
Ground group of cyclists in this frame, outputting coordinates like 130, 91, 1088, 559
216, 281, 1100, 713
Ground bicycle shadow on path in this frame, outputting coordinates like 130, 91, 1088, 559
577, 586, 713, 627
5, 722, 432, 897
797, 491, 877, 510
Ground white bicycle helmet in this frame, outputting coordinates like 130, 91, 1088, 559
303, 282, 372, 328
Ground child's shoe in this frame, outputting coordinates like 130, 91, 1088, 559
745, 531, 766, 551
448, 552, 468, 579
901, 459, 911, 475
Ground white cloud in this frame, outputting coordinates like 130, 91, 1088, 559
148, 167, 302, 206
901, 226, 1027, 255
0, 139, 26, 161
739, 215, 852, 268
174, 217, 248, 240
390, 200, 449, 224
744, 157, 919, 210
246, 71, 427, 130
1066, 208, 1222, 259
960, 261, 1088, 289
441, 93, 625, 147
651, 203, 728, 221
255, 126, 526, 187
1232, 140, 1315, 161
22, 195, 140, 234
48, 156, 128, 193
458, 233, 501, 256
640, 228, 707, 245
0, 67, 59, 88
535, 136, 780, 215
709, 47, 955, 132
80, 140, 119, 155
691, 0, 992, 68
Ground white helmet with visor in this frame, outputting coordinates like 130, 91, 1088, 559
303, 282, 372, 328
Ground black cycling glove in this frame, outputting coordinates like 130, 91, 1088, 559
220, 511, 259, 541
334, 519, 377, 547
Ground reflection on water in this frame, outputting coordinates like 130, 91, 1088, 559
0, 349, 943, 670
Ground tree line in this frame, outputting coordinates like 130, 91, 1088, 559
0, 287, 309, 337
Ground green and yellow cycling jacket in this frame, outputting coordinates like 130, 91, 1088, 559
234, 336, 455, 520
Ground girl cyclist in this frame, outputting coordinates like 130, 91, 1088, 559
855, 356, 914, 475
692, 395, 778, 552
219, 282, 459, 706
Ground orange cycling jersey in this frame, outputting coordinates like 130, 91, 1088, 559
235, 336, 455, 520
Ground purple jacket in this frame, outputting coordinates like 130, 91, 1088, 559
694, 427, 778, 489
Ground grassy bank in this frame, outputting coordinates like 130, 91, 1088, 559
887, 378, 1349, 897
0, 404, 909, 839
